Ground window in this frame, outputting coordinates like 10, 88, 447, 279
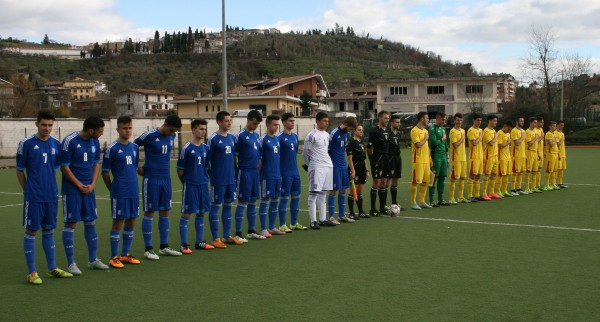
368, 101, 374, 110
205, 105, 209, 112
339, 102, 345, 111
354, 101, 359, 110
217, 105, 221, 111
127, 104, 131, 111
466, 85, 484, 94
212, 105, 214, 112
390, 86, 407, 95
427, 86, 444, 94
288, 84, 294, 91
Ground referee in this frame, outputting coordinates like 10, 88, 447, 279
367, 110, 391, 216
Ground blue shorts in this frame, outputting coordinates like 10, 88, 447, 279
237, 169, 260, 202
332, 166, 350, 190
23, 200, 58, 231
281, 175, 301, 197
182, 183, 210, 214
211, 184, 236, 204
261, 178, 281, 199
62, 192, 97, 223
142, 176, 172, 212
111, 197, 140, 220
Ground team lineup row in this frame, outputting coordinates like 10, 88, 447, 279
16, 109, 567, 285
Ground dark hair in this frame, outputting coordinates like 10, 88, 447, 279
390, 114, 400, 121
83, 116, 105, 131
416, 111, 427, 121
191, 118, 207, 129
504, 120, 514, 127
377, 110, 390, 118
266, 114, 280, 125
216, 111, 230, 122
117, 115, 132, 126
247, 110, 263, 122
487, 114, 498, 121
281, 112, 295, 121
165, 115, 182, 128
548, 121, 557, 126
473, 113, 483, 120
536, 116, 544, 122
316, 111, 329, 122
528, 117, 537, 123
436, 112, 446, 117
454, 113, 463, 119
342, 116, 358, 128
557, 120, 564, 125
37, 110, 56, 122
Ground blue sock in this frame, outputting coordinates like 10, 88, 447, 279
269, 199, 278, 229
122, 226, 134, 256
42, 230, 56, 271
179, 216, 189, 246
24, 233, 36, 274
247, 202, 257, 233
338, 193, 347, 218
84, 221, 98, 262
194, 215, 205, 243
290, 195, 300, 225
142, 215, 153, 248
222, 203, 232, 238
279, 197, 289, 226
110, 230, 120, 258
62, 227, 75, 265
328, 194, 336, 218
209, 204, 220, 239
235, 203, 246, 234
259, 200, 268, 231
158, 216, 170, 246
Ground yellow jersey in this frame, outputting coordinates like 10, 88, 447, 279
536, 128, 544, 153
449, 127, 466, 162
555, 131, 566, 157
498, 130, 511, 161
467, 127, 483, 160
510, 128, 526, 159
525, 128, 538, 151
483, 127, 498, 158
410, 126, 430, 164
545, 131, 558, 154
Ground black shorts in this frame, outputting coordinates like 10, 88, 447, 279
388, 155, 402, 179
349, 161, 367, 184
370, 154, 390, 179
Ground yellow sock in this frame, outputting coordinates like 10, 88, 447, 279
449, 180, 456, 200
516, 172, 523, 190
468, 178, 474, 198
490, 177, 497, 194
558, 170, 564, 184
419, 184, 427, 204
495, 177, 502, 194
545, 174, 550, 186
458, 179, 465, 199
536, 172, 542, 187
502, 176, 509, 192
482, 176, 489, 196
474, 181, 481, 197
525, 172, 530, 190
410, 184, 418, 204
552, 172, 557, 185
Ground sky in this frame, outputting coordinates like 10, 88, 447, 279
2, 0, 600, 82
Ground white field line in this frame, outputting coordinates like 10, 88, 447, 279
399, 216, 600, 232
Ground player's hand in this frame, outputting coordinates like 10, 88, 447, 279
137, 167, 144, 176
350, 170, 355, 178
442, 133, 447, 141
425, 133, 429, 140
302, 164, 308, 172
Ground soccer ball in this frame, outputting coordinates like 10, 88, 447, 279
388, 204, 401, 216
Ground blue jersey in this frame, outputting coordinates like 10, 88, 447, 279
16, 135, 61, 202
260, 134, 281, 180
61, 132, 101, 195
207, 132, 236, 186
134, 128, 175, 178
234, 129, 261, 170
102, 141, 139, 198
176, 141, 209, 185
278, 132, 300, 177
329, 127, 349, 168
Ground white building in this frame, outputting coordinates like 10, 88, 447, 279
116, 89, 176, 117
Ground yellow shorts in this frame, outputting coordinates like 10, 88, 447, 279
498, 160, 510, 176
558, 156, 567, 170
545, 154, 558, 173
451, 161, 467, 180
512, 157, 526, 173
526, 151, 538, 172
412, 163, 431, 184
469, 159, 483, 175
484, 157, 498, 175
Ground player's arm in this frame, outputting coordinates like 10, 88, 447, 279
101, 171, 112, 191
413, 130, 427, 148
367, 130, 374, 156
302, 136, 313, 166
133, 136, 145, 176
61, 165, 86, 193
87, 163, 100, 194
16, 170, 26, 191
347, 152, 355, 178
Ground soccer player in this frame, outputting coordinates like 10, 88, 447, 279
543, 121, 559, 190
60, 116, 108, 275
102, 116, 142, 268
428, 112, 450, 206
278, 113, 307, 231
467, 114, 485, 202
387, 114, 404, 210
496, 120, 513, 197
448, 113, 467, 204
524, 117, 539, 194
328, 116, 357, 223
261, 115, 285, 234
176, 119, 216, 253
234, 110, 264, 240
347, 125, 370, 219
18, 110, 73, 285
367, 111, 391, 216
510, 117, 527, 195
303, 112, 336, 229
207, 111, 242, 247
482, 114, 500, 200
556, 120, 568, 188
135, 115, 183, 259
410, 112, 432, 210
533, 116, 545, 192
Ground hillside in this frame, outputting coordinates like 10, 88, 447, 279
0, 33, 478, 95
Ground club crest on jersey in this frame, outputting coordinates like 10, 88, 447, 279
51, 148, 56, 155
91, 146, 96, 153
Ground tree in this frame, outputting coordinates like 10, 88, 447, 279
153, 30, 161, 53
299, 91, 313, 116
5, 75, 38, 118
42, 34, 50, 45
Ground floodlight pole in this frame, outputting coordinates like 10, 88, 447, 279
221, 0, 228, 111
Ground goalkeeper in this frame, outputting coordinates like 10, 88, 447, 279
428, 112, 450, 206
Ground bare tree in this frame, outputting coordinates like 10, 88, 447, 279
560, 53, 597, 121
7, 75, 38, 118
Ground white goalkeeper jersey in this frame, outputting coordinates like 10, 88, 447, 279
303, 129, 333, 170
